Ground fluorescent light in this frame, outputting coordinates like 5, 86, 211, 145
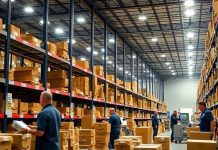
161, 54, 166, 58
171, 70, 175, 72
166, 62, 170, 65
119, 67, 123, 71
189, 66, 193, 70
187, 45, 194, 50
188, 60, 193, 65
187, 32, 194, 38
101, 48, 105, 52
188, 52, 193, 57
125, 71, 129, 74
184, 0, 194, 7
40, 19, 50, 25
143, 70, 146, 73
2, 0, 15, 2
77, 17, 86, 23
172, 73, 176, 76
138, 15, 147, 21
93, 51, 98, 56
109, 38, 115, 43
133, 55, 136, 59
147, 70, 150, 73
86, 47, 91, 52
108, 61, 112, 64
185, 9, 195, 17
189, 72, 193, 76
67, 39, 76, 44
55, 27, 64, 34
128, 73, 131, 76
24, 6, 34, 13
151, 37, 158, 42
80, 57, 86, 61
169, 67, 172, 69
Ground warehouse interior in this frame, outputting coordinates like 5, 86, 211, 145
0, 0, 217, 150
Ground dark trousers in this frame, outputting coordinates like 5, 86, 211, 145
171, 127, 174, 141
109, 128, 120, 149
153, 127, 158, 139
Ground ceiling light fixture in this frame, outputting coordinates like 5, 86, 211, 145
118, 67, 123, 71
138, 15, 147, 21
184, 0, 194, 7
55, 27, 64, 34
24, 6, 34, 13
188, 60, 193, 65
108, 61, 112, 64
166, 62, 170, 65
101, 48, 105, 52
187, 44, 194, 50
86, 47, 91, 52
125, 71, 129, 74
188, 51, 193, 57
171, 70, 175, 72
93, 51, 98, 56
172, 73, 176, 76
161, 54, 166, 58
189, 71, 193, 76
151, 37, 158, 42
80, 57, 86, 61
185, 9, 195, 17
77, 17, 86, 23
169, 66, 172, 69
189, 66, 193, 70
67, 39, 76, 44
187, 32, 194, 38
40, 19, 50, 25
109, 38, 115, 43
133, 55, 136, 59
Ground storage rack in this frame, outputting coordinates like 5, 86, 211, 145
0, 0, 168, 132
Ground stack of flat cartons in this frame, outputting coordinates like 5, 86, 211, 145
135, 127, 152, 144
154, 136, 170, 150
117, 92, 124, 104
132, 81, 137, 92
56, 41, 69, 60
126, 118, 136, 135
60, 130, 69, 150
79, 129, 95, 150
0, 133, 31, 150
94, 65, 104, 76
114, 139, 133, 150
28, 103, 41, 114
21, 33, 42, 47
76, 60, 89, 69
94, 123, 111, 150
107, 87, 114, 103
126, 94, 133, 106
14, 67, 40, 85
187, 140, 216, 150
72, 76, 90, 96
47, 42, 57, 55
134, 144, 162, 150
74, 107, 84, 117
81, 115, 96, 129
0, 135, 13, 150
47, 70, 68, 91
31, 135, 36, 150
187, 127, 200, 138
120, 136, 142, 147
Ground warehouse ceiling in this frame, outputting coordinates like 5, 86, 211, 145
0, 0, 212, 80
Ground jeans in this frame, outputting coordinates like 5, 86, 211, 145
153, 127, 158, 139
109, 128, 120, 149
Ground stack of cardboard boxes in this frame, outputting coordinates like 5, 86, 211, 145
76, 60, 89, 69
127, 118, 136, 135
154, 136, 170, 150
79, 129, 95, 150
189, 131, 211, 140
94, 123, 111, 150
60, 130, 70, 150
187, 127, 200, 138
0, 135, 13, 150
107, 87, 115, 103
21, 33, 42, 48
94, 65, 104, 76
56, 41, 69, 60
72, 76, 90, 96
14, 66, 41, 85
120, 136, 142, 148
47, 70, 68, 91
134, 144, 162, 150
126, 94, 133, 106
114, 139, 133, 150
187, 140, 216, 150
57, 106, 74, 117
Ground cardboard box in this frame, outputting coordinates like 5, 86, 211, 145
95, 143, 108, 150
79, 136, 95, 145
134, 144, 162, 150
76, 60, 89, 69
48, 78, 68, 88
12, 99, 19, 114
0, 18, 2, 29
0, 133, 31, 150
48, 42, 57, 55
135, 127, 152, 144
47, 70, 67, 79
187, 127, 200, 138
95, 135, 110, 143
187, 140, 216, 150
79, 145, 95, 150
56, 41, 68, 51
57, 49, 69, 59
114, 139, 133, 150
60, 131, 69, 149
61, 122, 74, 129
79, 129, 95, 137
10, 24, 20, 37
107, 75, 114, 82
20, 34, 42, 47
120, 136, 142, 147
81, 115, 95, 129
19, 102, 28, 114
154, 136, 170, 150
189, 131, 211, 140
0, 136, 13, 150
94, 123, 111, 134
57, 107, 71, 116
28, 103, 41, 114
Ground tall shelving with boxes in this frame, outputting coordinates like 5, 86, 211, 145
197, 1, 218, 139
0, 0, 168, 133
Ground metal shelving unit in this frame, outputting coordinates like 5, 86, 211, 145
0, 0, 167, 132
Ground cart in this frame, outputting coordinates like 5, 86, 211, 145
173, 124, 186, 143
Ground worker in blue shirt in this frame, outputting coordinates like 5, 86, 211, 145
198, 101, 213, 132
171, 110, 179, 142
21, 91, 62, 150
108, 108, 121, 149
152, 110, 159, 139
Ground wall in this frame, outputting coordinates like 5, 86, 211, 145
164, 78, 199, 114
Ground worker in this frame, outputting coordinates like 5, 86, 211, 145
108, 108, 121, 149
198, 101, 213, 132
152, 110, 159, 139
20, 91, 62, 150
171, 110, 179, 142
